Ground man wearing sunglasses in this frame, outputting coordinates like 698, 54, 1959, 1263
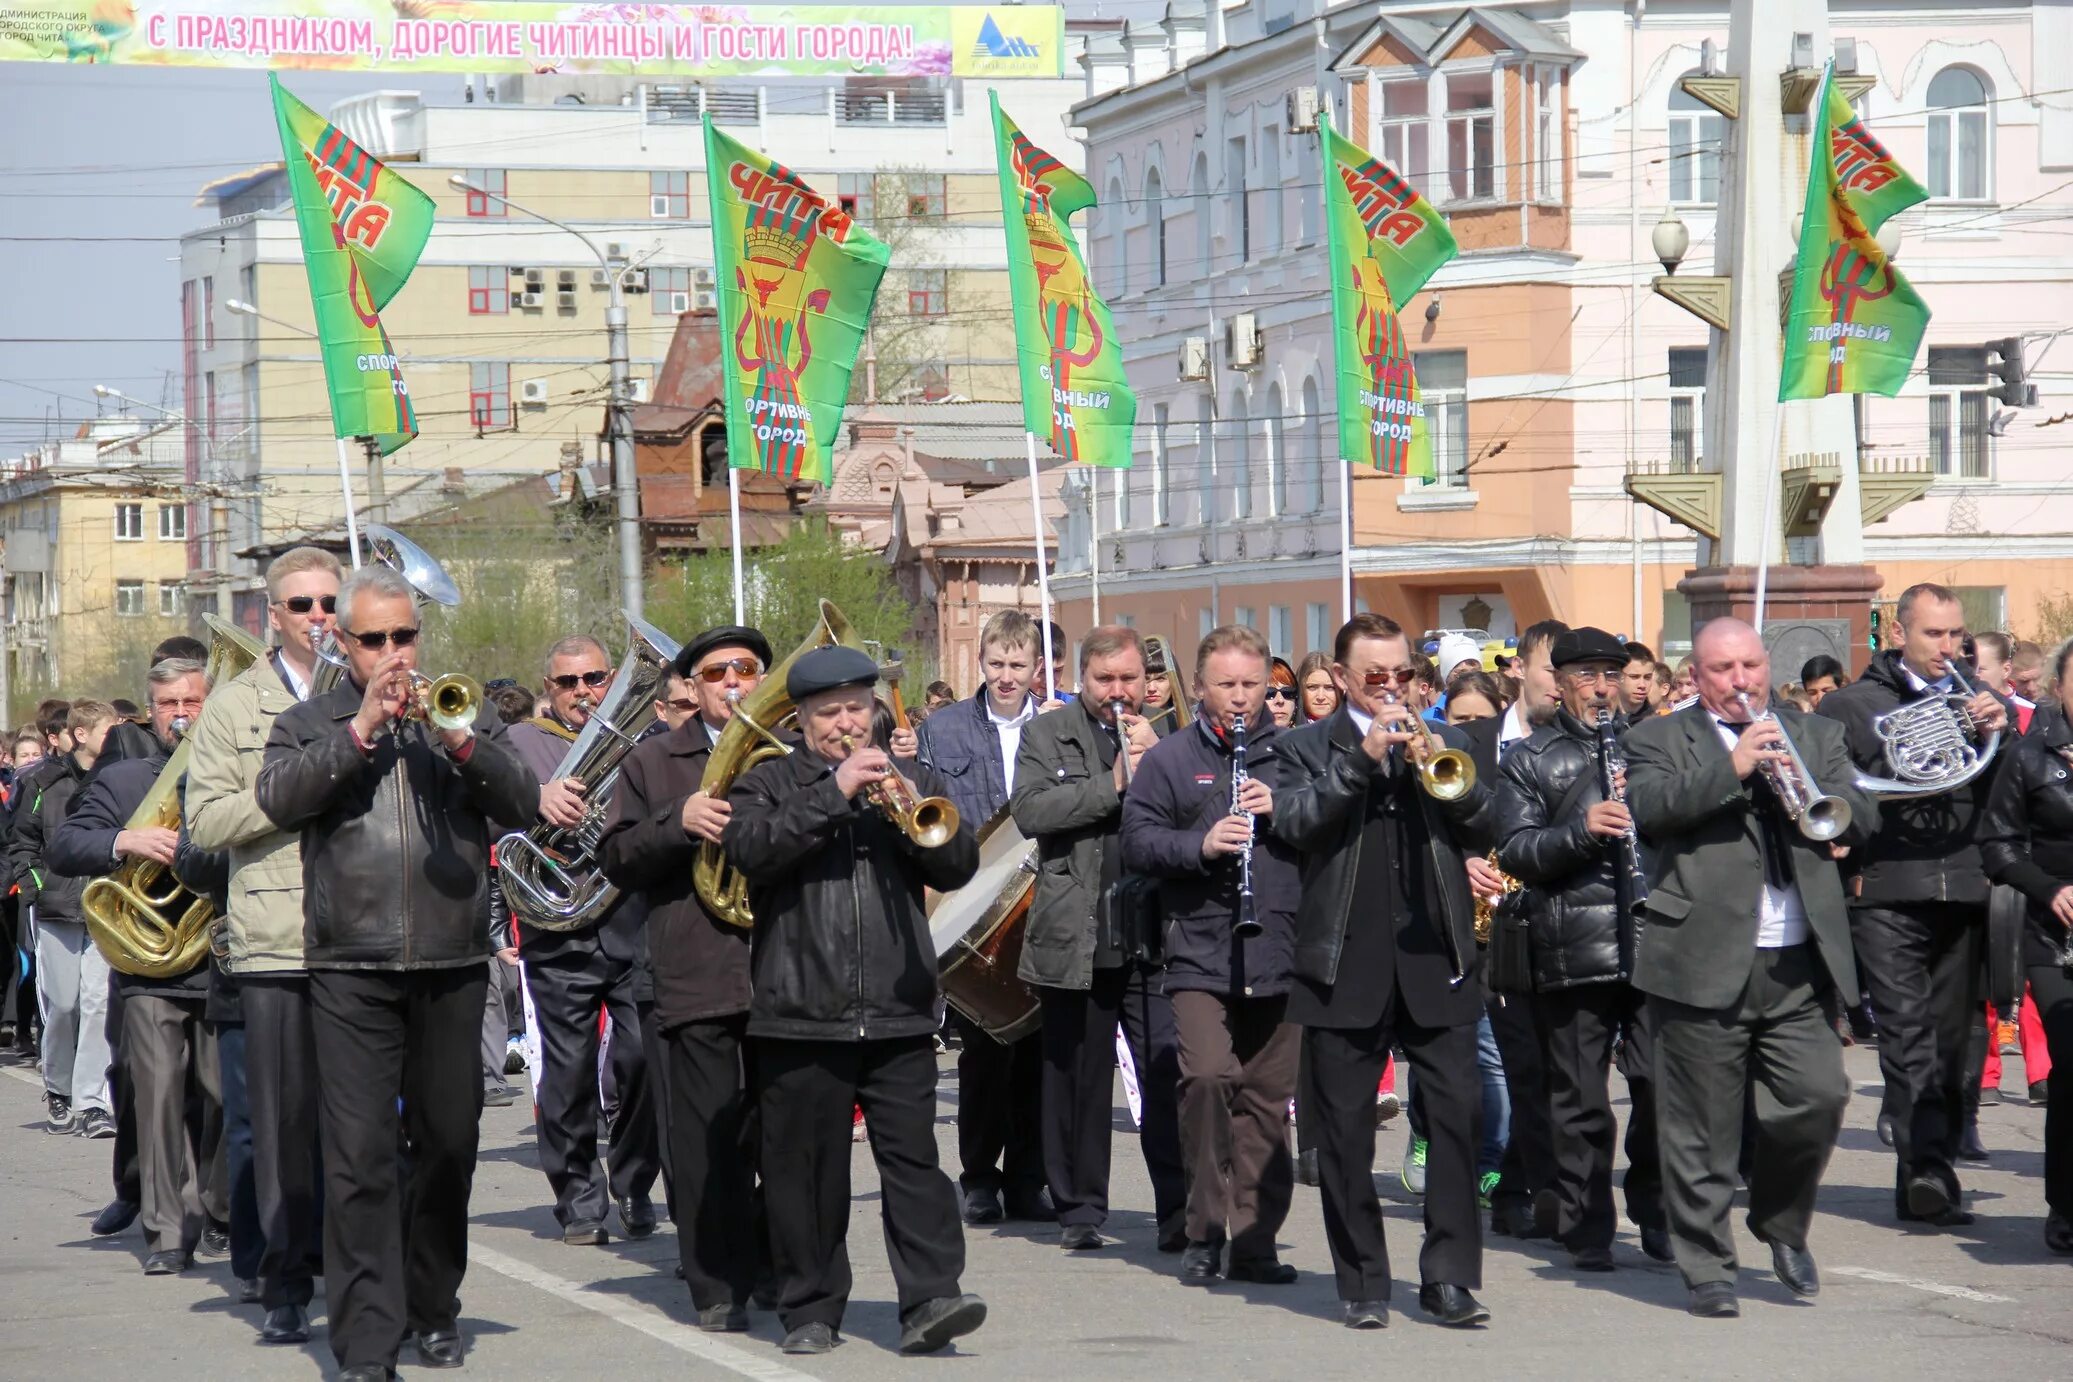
602, 624, 773, 1331
504, 633, 663, 1249
255, 566, 536, 1381
184, 546, 342, 1343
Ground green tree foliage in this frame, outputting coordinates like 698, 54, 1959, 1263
411, 522, 620, 685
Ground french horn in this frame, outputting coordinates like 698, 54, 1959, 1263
1850, 662, 2002, 800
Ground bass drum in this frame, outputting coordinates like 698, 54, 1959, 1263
928, 809, 1041, 1044
1987, 882, 2027, 1017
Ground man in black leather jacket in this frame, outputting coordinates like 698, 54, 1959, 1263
1495, 627, 1668, 1272
254, 567, 537, 1382
721, 645, 984, 1359
1274, 613, 1497, 1330
1816, 583, 2011, 1226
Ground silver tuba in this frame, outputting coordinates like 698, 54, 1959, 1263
496, 615, 682, 932
1734, 692, 1853, 841
312, 523, 464, 695
1851, 662, 2002, 800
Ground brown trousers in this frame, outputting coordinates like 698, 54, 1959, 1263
1170, 989, 1300, 1259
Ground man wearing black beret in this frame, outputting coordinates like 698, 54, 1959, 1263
600, 623, 773, 1331
722, 646, 986, 1357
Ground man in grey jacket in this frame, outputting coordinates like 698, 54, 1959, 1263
1010, 626, 1183, 1254
1624, 618, 1877, 1319
186, 544, 341, 1344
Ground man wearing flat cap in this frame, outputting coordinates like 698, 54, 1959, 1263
1495, 626, 1669, 1274
721, 646, 986, 1358
600, 624, 773, 1332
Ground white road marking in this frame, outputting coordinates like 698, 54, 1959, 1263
1829, 1266, 2013, 1304
469, 1242, 822, 1382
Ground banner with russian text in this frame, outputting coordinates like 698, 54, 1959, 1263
0, 2, 1063, 78
1780, 64, 1930, 400
706, 117, 887, 487
271, 73, 432, 454
991, 93, 1136, 467
1321, 121, 1458, 478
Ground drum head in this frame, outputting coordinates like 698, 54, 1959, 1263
1987, 883, 2026, 1015
927, 808, 1036, 964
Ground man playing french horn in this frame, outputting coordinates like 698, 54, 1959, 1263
719, 644, 985, 1359
254, 565, 537, 1381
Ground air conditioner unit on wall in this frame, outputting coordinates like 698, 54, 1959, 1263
1226, 313, 1262, 369
523, 267, 544, 287
518, 289, 544, 309
625, 378, 651, 403
590, 268, 612, 288
520, 378, 549, 404
1285, 86, 1320, 133
1178, 336, 1209, 381
621, 268, 649, 293
694, 289, 716, 311
556, 269, 577, 287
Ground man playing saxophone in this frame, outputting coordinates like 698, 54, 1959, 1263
720, 645, 983, 1358
254, 565, 537, 1381
505, 633, 660, 1247
1495, 627, 1669, 1274
49, 657, 229, 1276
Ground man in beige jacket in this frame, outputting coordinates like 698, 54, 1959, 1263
186, 545, 342, 1347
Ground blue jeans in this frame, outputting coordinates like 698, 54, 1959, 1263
1405, 1010, 1510, 1176
215, 1021, 264, 1280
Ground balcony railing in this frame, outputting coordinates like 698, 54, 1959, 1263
645, 85, 759, 125
836, 88, 949, 127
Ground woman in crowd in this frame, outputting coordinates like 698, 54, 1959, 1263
1267, 657, 1299, 729
1443, 669, 1509, 726
1295, 652, 1340, 725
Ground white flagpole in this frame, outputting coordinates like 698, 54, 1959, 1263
1338, 458, 1353, 624
335, 437, 364, 568
728, 466, 746, 625
1026, 431, 1056, 681
1751, 403, 1787, 632
1090, 467, 1103, 626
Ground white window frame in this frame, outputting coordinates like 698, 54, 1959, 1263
1927, 346, 1991, 479
158, 503, 186, 541
1669, 80, 1724, 207
1259, 125, 1285, 259
1269, 605, 1292, 656
1416, 350, 1470, 489
1668, 347, 1707, 472
1306, 602, 1329, 656
1227, 390, 1252, 520
1442, 68, 1498, 206
1530, 65, 1563, 205
1227, 136, 1250, 264
158, 581, 182, 617
1112, 460, 1132, 530
1265, 384, 1287, 517
1199, 607, 1215, 640
1376, 76, 1435, 202
115, 579, 146, 617
1151, 402, 1171, 526
1234, 605, 1257, 632
114, 502, 144, 541
1926, 68, 1993, 204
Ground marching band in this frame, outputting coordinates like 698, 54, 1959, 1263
15, 537, 2072, 1374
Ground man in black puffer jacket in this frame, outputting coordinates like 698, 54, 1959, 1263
1816, 583, 2011, 1227
1496, 627, 1668, 1273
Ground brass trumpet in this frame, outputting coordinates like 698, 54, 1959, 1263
1381, 692, 1476, 801
841, 734, 960, 847
405, 669, 483, 732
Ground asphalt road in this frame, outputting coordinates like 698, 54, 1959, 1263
0, 1041, 2066, 1380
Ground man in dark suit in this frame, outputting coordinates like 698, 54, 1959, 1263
1275, 614, 1498, 1330
1625, 617, 1877, 1319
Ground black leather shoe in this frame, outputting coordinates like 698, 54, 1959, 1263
1227, 1256, 1298, 1284
961, 1188, 1003, 1225
237, 1277, 261, 1304
780, 1322, 838, 1355
1640, 1226, 1675, 1263
619, 1195, 657, 1238
199, 1223, 231, 1258
413, 1328, 465, 1367
1179, 1241, 1223, 1286
1570, 1245, 1614, 1272
1689, 1282, 1740, 1318
1876, 1113, 1895, 1147
898, 1293, 987, 1355
261, 1304, 311, 1343
1344, 1299, 1389, 1329
339, 1367, 392, 1381
1005, 1187, 1058, 1222
696, 1303, 749, 1332
91, 1198, 139, 1237
563, 1219, 608, 1245
1904, 1174, 1957, 1221
1490, 1199, 1542, 1239
1418, 1283, 1490, 1327
1957, 1124, 1990, 1163
2045, 1212, 2073, 1255
2031, 1080, 2050, 1104
1977, 1085, 2001, 1105
143, 1250, 190, 1275
1060, 1224, 1102, 1251
1767, 1240, 1819, 1297
1155, 1213, 1188, 1254
1295, 1148, 1320, 1187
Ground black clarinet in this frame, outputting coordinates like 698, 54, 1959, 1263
1595, 708, 1649, 976
1230, 716, 1261, 940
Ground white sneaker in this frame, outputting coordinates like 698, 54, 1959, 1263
1374, 1091, 1402, 1127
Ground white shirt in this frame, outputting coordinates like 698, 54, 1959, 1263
987, 695, 1036, 789
1348, 704, 1374, 737
1712, 714, 1810, 948
1900, 662, 1955, 696
1498, 701, 1534, 758
273, 650, 311, 703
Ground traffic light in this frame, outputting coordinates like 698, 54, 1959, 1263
1868, 606, 1882, 653
1985, 337, 2038, 409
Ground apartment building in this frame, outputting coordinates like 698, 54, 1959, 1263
1053, 0, 2073, 658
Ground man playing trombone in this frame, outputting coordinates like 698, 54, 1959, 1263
1625, 618, 1876, 1318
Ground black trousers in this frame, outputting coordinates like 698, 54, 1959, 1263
1304, 1009, 1480, 1301
1036, 963, 1185, 1232
638, 1000, 675, 1220
664, 1013, 766, 1310
522, 941, 660, 1226
310, 965, 487, 1372
1852, 902, 1982, 1209
242, 975, 322, 1311
2030, 963, 2073, 1219
124, 991, 220, 1255
953, 1012, 1043, 1199
1533, 983, 1664, 1251
759, 1034, 964, 1333
1650, 945, 1849, 1288
106, 975, 140, 1205
214, 1021, 263, 1280
1487, 991, 1552, 1213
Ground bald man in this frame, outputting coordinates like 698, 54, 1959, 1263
1622, 619, 1876, 1319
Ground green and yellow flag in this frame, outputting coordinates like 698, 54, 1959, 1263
269, 74, 433, 455
705, 118, 887, 487
1780, 65, 1930, 400
1322, 121, 1458, 478
991, 94, 1136, 467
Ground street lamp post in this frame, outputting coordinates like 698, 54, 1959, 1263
448, 176, 645, 618
226, 298, 388, 529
